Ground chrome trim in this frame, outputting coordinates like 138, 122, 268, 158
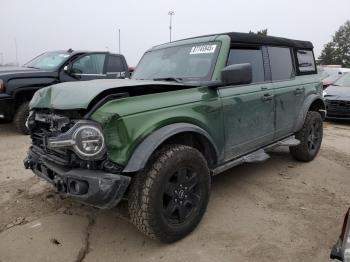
72, 73, 106, 76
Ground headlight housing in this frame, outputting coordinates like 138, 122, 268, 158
47, 120, 106, 160
73, 126, 105, 158
0, 79, 5, 93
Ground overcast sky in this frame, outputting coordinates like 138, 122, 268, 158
0, 0, 349, 66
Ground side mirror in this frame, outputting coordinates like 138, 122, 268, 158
63, 64, 81, 79
221, 63, 252, 86
331, 208, 350, 261
63, 65, 69, 73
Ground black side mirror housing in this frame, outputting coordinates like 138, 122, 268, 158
63, 65, 70, 74
63, 64, 81, 79
221, 63, 252, 86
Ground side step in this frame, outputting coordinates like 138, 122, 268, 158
243, 149, 270, 163
277, 137, 300, 147
212, 135, 300, 175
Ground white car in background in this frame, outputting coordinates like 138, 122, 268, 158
318, 66, 350, 88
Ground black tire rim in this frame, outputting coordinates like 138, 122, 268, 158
307, 120, 321, 154
162, 166, 201, 224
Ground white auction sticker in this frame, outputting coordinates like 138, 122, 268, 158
190, 44, 217, 55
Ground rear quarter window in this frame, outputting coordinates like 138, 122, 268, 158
107, 55, 125, 72
296, 49, 316, 74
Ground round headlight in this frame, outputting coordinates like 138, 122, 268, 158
73, 126, 105, 158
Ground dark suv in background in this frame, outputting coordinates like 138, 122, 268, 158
0, 49, 129, 133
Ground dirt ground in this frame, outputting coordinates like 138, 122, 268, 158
0, 120, 349, 262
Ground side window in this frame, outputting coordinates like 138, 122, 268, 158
107, 55, 124, 72
268, 47, 294, 81
227, 48, 265, 83
71, 54, 106, 75
296, 49, 316, 73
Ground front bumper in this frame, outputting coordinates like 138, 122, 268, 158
0, 95, 15, 119
326, 100, 350, 120
24, 146, 131, 209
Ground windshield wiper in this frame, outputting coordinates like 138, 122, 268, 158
26, 66, 40, 69
153, 77, 183, 83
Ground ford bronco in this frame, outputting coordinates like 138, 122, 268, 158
0, 49, 129, 134
24, 32, 325, 243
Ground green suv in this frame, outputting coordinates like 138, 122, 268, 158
24, 32, 325, 243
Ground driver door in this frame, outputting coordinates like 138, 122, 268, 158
60, 53, 107, 82
219, 46, 275, 160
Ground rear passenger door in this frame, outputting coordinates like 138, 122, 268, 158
106, 54, 129, 79
68, 53, 107, 81
219, 46, 275, 160
268, 47, 304, 139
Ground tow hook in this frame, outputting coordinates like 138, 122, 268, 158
53, 176, 66, 193
23, 157, 34, 169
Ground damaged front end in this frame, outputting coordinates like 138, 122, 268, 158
24, 110, 131, 209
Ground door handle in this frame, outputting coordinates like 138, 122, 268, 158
261, 93, 274, 101
294, 87, 305, 95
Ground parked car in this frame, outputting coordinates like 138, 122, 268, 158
330, 208, 350, 261
319, 66, 350, 88
0, 49, 130, 133
24, 32, 325, 243
324, 73, 350, 119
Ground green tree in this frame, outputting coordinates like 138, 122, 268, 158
318, 20, 350, 67
318, 42, 337, 65
249, 29, 268, 36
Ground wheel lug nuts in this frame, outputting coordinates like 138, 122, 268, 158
180, 201, 183, 205
185, 195, 188, 198
175, 199, 178, 202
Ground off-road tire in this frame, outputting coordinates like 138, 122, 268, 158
290, 111, 323, 162
14, 102, 30, 135
128, 144, 211, 243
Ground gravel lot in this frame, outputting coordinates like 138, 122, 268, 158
0, 121, 349, 262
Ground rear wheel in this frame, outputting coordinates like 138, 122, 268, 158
289, 111, 323, 162
128, 144, 211, 243
13, 102, 30, 135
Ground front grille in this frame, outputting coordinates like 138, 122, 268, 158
31, 130, 71, 165
326, 100, 350, 114
30, 111, 75, 165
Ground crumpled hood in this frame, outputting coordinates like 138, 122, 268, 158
30, 79, 184, 110
324, 85, 350, 101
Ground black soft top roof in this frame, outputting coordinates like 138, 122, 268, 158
180, 32, 313, 49
225, 32, 313, 49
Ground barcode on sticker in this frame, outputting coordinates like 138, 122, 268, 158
190, 45, 216, 55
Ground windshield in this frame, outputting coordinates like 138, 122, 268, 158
334, 72, 350, 87
24, 52, 71, 70
132, 42, 220, 82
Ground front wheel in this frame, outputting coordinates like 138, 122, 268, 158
13, 102, 30, 135
289, 111, 323, 162
128, 144, 211, 243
